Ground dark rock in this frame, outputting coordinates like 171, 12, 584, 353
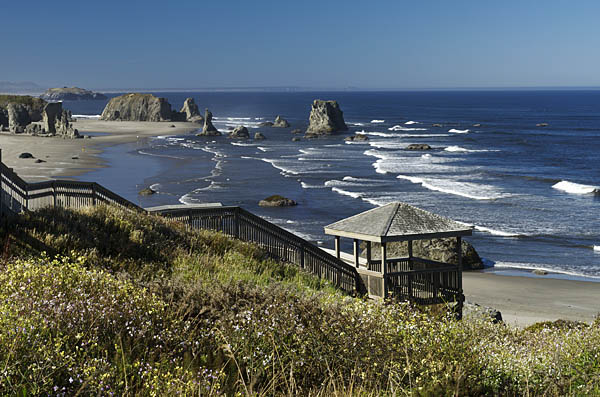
19, 152, 34, 159
254, 132, 266, 140
40, 87, 107, 101
258, 121, 274, 127
291, 129, 302, 134
35, 159, 46, 163
363, 238, 483, 270
345, 134, 369, 142
406, 143, 432, 151
292, 137, 301, 142
306, 100, 348, 134
536, 123, 549, 127
228, 125, 250, 139
259, 195, 297, 207
463, 301, 503, 323
197, 108, 221, 136
432, 123, 443, 128
180, 98, 203, 123
139, 187, 156, 196
304, 132, 319, 139
100, 93, 173, 121
170, 111, 187, 122
170, 124, 176, 128
71, 156, 79, 160
273, 115, 290, 128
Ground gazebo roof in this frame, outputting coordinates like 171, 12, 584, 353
324, 202, 472, 243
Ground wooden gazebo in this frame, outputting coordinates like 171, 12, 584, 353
324, 202, 472, 310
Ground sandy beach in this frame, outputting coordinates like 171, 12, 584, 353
1, 119, 598, 328
0, 119, 199, 182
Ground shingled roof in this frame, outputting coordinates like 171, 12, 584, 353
324, 202, 472, 242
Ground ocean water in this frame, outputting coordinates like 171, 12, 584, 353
64, 90, 600, 279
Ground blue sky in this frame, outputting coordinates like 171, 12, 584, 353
2, 0, 600, 89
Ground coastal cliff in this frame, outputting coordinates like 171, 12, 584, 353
101, 93, 173, 122
41, 87, 107, 101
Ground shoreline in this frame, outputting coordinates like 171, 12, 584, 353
1, 119, 599, 327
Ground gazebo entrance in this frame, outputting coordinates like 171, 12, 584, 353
324, 202, 473, 311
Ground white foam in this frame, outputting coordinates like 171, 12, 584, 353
371, 119, 385, 123
349, 122, 365, 126
552, 180, 599, 195
359, 130, 397, 138
149, 183, 161, 192
396, 175, 511, 200
474, 225, 520, 237
137, 150, 185, 160
444, 145, 498, 153
331, 187, 364, 199
492, 262, 600, 280
301, 182, 326, 189
421, 154, 432, 159
72, 114, 101, 119
388, 125, 428, 131
448, 129, 470, 134
405, 121, 419, 125
257, 146, 270, 152
230, 142, 257, 147
594, 246, 600, 252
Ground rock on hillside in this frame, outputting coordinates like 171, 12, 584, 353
100, 93, 173, 122
363, 238, 483, 270
41, 87, 107, 101
306, 100, 348, 134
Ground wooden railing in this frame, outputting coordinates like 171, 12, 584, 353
152, 206, 358, 293
0, 154, 359, 295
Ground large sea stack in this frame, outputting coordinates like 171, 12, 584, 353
197, 108, 221, 136
306, 100, 348, 134
180, 98, 203, 123
100, 93, 173, 122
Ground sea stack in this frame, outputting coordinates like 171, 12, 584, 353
306, 100, 348, 134
180, 98, 203, 123
272, 115, 290, 128
197, 108, 221, 136
100, 93, 173, 121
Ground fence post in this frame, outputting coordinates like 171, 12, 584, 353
0, 149, 3, 215
234, 207, 240, 238
53, 181, 57, 208
92, 183, 96, 206
299, 243, 305, 268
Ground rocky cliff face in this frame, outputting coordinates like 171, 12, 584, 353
0, 95, 46, 130
7, 103, 31, 133
363, 239, 483, 270
41, 87, 107, 101
306, 100, 348, 134
100, 93, 173, 122
42, 102, 79, 137
180, 98, 203, 123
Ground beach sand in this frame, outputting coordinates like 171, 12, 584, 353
0, 119, 199, 182
1, 120, 598, 328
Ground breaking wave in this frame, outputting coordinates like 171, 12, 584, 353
552, 180, 599, 195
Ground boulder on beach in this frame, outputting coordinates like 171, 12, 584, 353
345, 134, 369, 142
406, 143, 431, 151
19, 152, 34, 159
254, 132, 266, 140
40, 87, 107, 101
305, 100, 348, 134
100, 93, 173, 122
228, 125, 250, 139
180, 98, 203, 123
363, 238, 483, 270
259, 195, 297, 207
273, 115, 290, 128
197, 108, 221, 136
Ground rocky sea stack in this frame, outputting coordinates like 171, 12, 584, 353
180, 98, 203, 123
258, 195, 297, 207
197, 108, 221, 136
306, 100, 347, 134
41, 87, 107, 101
101, 93, 172, 122
0, 95, 78, 137
273, 115, 290, 128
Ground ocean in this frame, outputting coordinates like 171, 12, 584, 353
64, 90, 600, 280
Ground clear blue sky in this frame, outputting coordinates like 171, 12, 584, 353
2, 0, 600, 89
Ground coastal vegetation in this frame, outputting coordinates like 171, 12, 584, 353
0, 205, 599, 395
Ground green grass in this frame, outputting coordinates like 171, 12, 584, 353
0, 94, 46, 108
0, 205, 599, 396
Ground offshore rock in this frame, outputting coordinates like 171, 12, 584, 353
306, 100, 348, 134
228, 125, 250, 139
41, 87, 107, 101
273, 115, 290, 128
259, 195, 297, 207
345, 134, 369, 142
406, 143, 431, 150
363, 238, 483, 270
254, 132, 266, 140
197, 108, 221, 136
258, 121, 274, 127
180, 98, 203, 123
100, 93, 172, 121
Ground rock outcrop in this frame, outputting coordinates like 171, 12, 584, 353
100, 93, 172, 122
197, 108, 221, 136
363, 238, 483, 270
180, 98, 203, 123
40, 87, 107, 101
0, 95, 46, 125
406, 144, 431, 150
306, 100, 348, 134
259, 121, 274, 127
273, 115, 290, 128
259, 195, 297, 207
228, 125, 249, 139
7, 103, 31, 133
254, 132, 266, 140
42, 102, 79, 138
345, 134, 369, 142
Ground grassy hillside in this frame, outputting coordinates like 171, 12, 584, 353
0, 206, 599, 396
0, 94, 46, 109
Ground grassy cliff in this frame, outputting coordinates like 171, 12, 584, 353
0, 206, 598, 396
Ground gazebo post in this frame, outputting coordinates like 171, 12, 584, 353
366, 241, 372, 266
381, 242, 387, 298
353, 239, 360, 268
456, 236, 463, 320
334, 236, 341, 259
407, 240, 413, 270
